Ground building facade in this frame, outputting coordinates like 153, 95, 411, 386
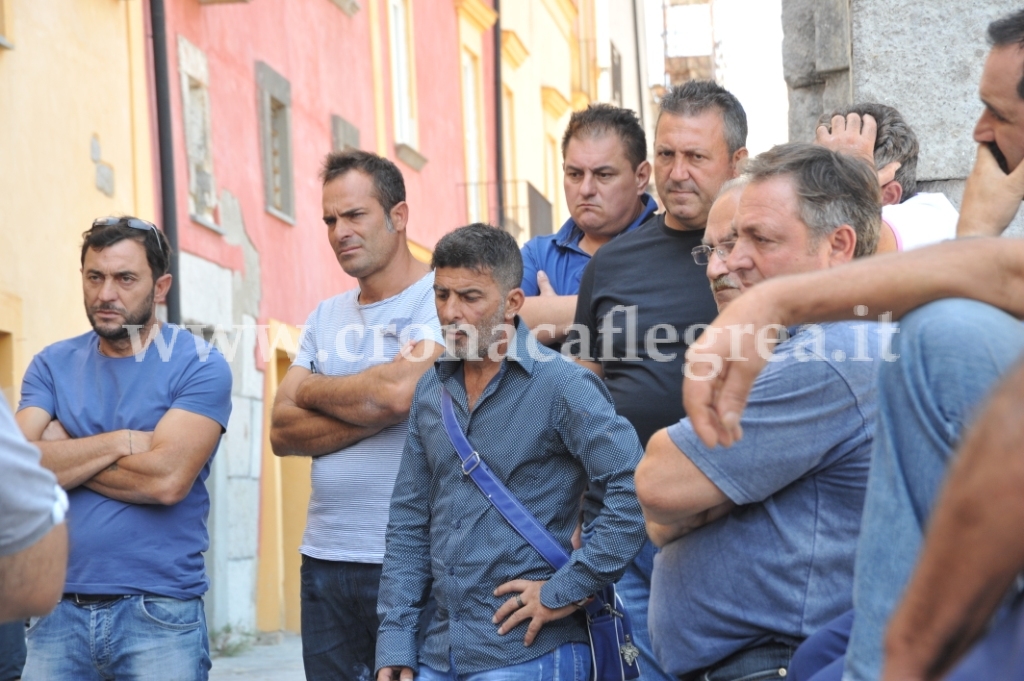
0, 0, 155, 409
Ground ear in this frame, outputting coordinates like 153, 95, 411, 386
505, 287, 525, 320
635, 160, 652, 193
880, 180, 903, 206
154, 273, 173, 305
826, 225, 858, 266
390, 201, 410, 233
730, 147, 749, 176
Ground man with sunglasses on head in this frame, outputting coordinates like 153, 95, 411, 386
15, 216, 232, 681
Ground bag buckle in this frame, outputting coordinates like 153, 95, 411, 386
462, 451, 481, 475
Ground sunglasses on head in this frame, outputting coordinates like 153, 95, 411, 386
91, 216, 165, 256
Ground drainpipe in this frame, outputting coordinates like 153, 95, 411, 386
149, 0, 181, 324
493, 0, 505, 230
631, 0, 646, 125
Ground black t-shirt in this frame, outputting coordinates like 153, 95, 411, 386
570, 213, 719, 522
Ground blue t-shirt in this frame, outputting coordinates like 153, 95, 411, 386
519, 193, 657, 295
19, 324, 232, 599
650, 322, 883, 677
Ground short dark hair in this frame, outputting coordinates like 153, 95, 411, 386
320, 150, 406, 214
561, 104, 647, 170
81, 217, 171, 279
658, 80, 748, 154
431, 223, 523, 294
745, 143, 882, 258
818, 102, 919, 200
988, 8, 1024, 99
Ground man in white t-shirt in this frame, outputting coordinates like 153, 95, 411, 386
816, 102, 959, 252
270, 151, 444, 681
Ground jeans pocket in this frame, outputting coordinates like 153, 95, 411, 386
139, 596, 202, 632
25, 615, 43, 635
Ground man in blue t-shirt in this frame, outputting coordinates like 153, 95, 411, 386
636, 144, 887, 680
16, 217, 232, 681
517, 104, 656, 345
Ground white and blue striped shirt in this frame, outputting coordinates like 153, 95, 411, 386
293, 272, 443, 563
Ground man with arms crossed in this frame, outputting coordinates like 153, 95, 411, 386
683, 12, 1024, 681
568, 80, 748, 681
17, 217, 232, 680
518, 104, 656, 343
270, 151, 443, 681
637, 144, 886, 680
376, 224, 646, 681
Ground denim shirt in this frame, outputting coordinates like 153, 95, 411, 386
376, 319, 646, 674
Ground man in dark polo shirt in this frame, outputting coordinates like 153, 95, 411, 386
568, 80, 748, 681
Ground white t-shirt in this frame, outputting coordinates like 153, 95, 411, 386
293, 271, 443, 563
882, 192, 959, 251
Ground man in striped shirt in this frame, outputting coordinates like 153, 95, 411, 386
270, 151, 444, 681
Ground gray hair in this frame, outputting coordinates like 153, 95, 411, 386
431, 223, 523, 294
716, 176, 748, 199
818, 102, 919, 200
745, 143, 882, 258
658, 80, 748, 154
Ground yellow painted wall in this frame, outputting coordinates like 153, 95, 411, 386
0, 0, 155, 401
499, 0, 595, 235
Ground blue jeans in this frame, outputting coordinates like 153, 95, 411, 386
843, 300, 1024, 681
22, 595, 209, 680
0, 620, 26, 681
696, 642, 794, 681
301, 556, 383, 681
417, 642, 590, 681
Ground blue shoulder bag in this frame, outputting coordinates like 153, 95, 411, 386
440, 388, 641, 681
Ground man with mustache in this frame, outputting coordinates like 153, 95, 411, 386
16, 217, 233, 680
270, 151, 444, 681
375, 224, 646, 681
567, 80, 747, 680
636, 143, 887, 680
694, 179, 745, 311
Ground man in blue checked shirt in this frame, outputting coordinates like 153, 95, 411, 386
376, 224, 647, 681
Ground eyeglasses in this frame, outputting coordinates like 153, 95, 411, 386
691, 241, 735, 265
91, 217, 165, 256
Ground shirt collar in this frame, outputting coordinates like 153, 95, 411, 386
435, 316, 537, 380
554, 192, 657, 251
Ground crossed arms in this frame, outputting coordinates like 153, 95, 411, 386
16, 406, 223, 506
270, 340, 443, 457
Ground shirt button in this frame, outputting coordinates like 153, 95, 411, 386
455, 520, 462, 529
448, 567, 455, 576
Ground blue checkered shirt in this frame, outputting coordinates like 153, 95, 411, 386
375, 319, 647, 674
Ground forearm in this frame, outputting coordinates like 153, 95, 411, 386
644, 500, 736, 547
774, 239, 1024, 326
0, 523, 67, 622
83, 450, 188, 505
883, 362, 1024, 680
519, 296, 578, 345
271, 403, 383, 457
36, 431, 130, 489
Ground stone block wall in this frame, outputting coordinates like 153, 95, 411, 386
781, 0, 1024, 236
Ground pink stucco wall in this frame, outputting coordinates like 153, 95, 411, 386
162, 0, 494, 335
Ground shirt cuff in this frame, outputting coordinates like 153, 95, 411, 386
375, 629, 419, 675
539, 564, 599, 609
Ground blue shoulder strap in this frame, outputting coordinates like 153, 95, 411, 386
440, 387, 570, 571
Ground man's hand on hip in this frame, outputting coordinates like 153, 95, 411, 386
493, 579, 577, 646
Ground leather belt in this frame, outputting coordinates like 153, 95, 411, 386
63, 593, 129, 605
